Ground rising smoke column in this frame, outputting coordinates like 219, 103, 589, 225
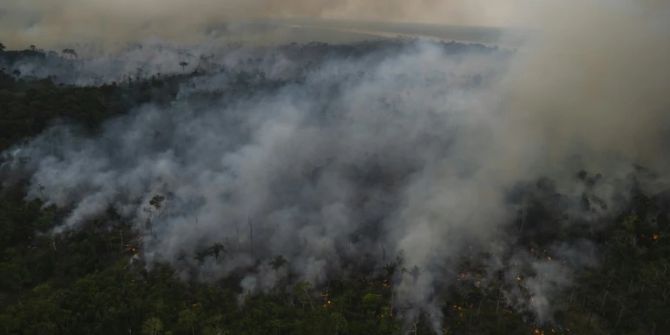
2, 42, 522, 328
2, 0, 670, 331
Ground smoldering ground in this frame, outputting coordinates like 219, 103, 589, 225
1, 0, 670, 332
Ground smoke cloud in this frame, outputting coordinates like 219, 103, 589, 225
0, 0, 524, 49
1, 0, 669, 331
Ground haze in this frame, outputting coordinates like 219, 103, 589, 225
0, 0, 535, 48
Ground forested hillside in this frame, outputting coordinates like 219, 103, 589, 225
1, 44, 669, 335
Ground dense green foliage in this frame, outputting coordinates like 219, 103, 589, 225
1, 179, 668, 334
0, 55, 186, 152
1, 46, 669, 334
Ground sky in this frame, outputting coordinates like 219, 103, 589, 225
0, 0, 531, 48
2, 0, 668, 49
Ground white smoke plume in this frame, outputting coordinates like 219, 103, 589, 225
1, 41, 258, 86
1, 0, 669, 331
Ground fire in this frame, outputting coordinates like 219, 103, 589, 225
452, 304, 465, 318
126, 245, 139, 255
321, 292, 333, 308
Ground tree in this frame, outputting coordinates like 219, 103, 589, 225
62, 48, 78, 59
142, 317, 163, 335
179, 61, 189, 72
177, 309, 199, 335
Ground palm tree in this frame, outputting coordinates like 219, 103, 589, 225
179, 61, 189, 72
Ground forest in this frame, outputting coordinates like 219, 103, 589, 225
1, 42, 669, 335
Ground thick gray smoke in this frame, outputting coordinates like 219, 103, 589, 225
0, 40, 641, 328
1, 0, 669, 331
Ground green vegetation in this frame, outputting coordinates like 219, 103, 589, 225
1, 45, 669, 334
0, 69, 189, 152
1, 177, 668, 334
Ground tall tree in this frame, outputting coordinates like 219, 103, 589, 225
179, 61, 189, 72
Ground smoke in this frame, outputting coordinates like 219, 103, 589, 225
1, 0, 669, 331
0, 0, 523, 49
1, 41, 213, 85
501, 0, 670, 172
